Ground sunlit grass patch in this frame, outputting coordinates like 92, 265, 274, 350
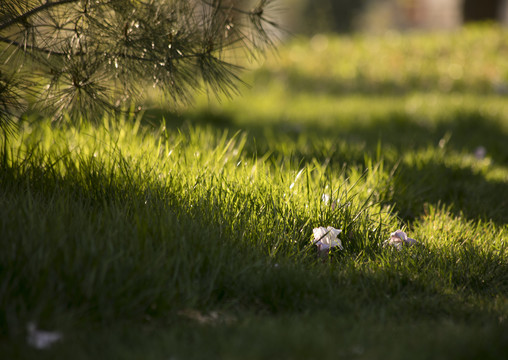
0, 115, 399, 320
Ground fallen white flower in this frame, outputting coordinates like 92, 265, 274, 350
313, 226, 343, 256
27, 322, 63, 349
383, 229, 418, 250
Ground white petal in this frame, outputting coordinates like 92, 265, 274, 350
389, 237, 403, 245
27, 323, 63, 349
313, 226, 343, 251
326, 226, 342, 237
405, 237, 418, 245
390, 230, 407, 242
316, 241, 329, 250
316, 237, 343, 250
385, 230, 419, 250
384, 237, 403, 250
313, 227, 328, 241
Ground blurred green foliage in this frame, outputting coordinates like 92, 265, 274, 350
259, 23, 508, 93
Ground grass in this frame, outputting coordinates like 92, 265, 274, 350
1, 25, 508, 359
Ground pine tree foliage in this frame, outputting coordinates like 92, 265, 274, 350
0, 0, 281, 126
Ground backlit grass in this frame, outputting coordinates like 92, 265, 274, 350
1, 25, 507, 359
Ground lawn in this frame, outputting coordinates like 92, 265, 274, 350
1, 25, 507, 359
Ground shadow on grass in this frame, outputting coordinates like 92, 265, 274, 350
254, 67, 498, 97
141, 105, 508, 225
1, 153, 506, 330
143, 103, 508, 161
392, 161, 508, 223
2, 142, 508, 360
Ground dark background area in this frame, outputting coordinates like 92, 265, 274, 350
285, 0, 508, 34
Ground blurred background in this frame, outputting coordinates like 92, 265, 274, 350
279, 0, 508, 34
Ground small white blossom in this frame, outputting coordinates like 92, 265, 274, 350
383, 230, 418, 250
313, 226, 343, 257
27, 322, 63, 349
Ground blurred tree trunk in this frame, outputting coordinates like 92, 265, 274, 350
463, 0, 500, 22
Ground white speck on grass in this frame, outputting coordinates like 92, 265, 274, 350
289, 168, 305, 190
27, 322, 63, 349
474, 146, 487, 160
322, 194, 337, 210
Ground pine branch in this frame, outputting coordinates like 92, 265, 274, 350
200, 0, 252, 16
0, 0, 79, 32
0, 35, 68, 56
0, 0, 282, 124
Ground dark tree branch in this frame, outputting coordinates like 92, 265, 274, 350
200, 0, 251, 15
0, 35, 67, 56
